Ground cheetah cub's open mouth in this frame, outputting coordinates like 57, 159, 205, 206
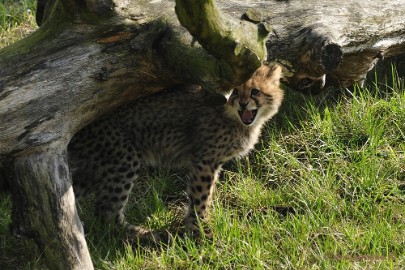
238, 109, 258, 125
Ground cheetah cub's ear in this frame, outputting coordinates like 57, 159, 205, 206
251, 64, 284, 101
268, 64, 283, 85
254, 63, 283, 86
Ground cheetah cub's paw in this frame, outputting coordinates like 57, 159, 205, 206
124, 224, 172, 247
183, 218, 213, 240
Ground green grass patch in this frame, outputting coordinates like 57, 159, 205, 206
0, 0, 37, 48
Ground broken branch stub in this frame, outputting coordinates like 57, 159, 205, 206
175, 0, 268, 88
268, 23, 343, 93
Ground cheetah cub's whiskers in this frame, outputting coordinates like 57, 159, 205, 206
68, 64, 284, 238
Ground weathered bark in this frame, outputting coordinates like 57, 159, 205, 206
11, 147, 92, 270
0, 0, 404, 269
254, 0, 405, 91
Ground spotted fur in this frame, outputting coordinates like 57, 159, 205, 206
68, 64, 283, 235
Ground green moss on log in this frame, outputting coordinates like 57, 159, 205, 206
175, 0, 267, 85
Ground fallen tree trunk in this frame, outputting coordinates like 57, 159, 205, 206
0, 0, 404, 269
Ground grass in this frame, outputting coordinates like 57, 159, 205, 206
0, 0, 37, 48
1, 2, 404, 269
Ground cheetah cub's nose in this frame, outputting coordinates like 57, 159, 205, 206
239, 102, 248, 110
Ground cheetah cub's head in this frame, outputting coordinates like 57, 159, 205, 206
227, 64, 284, 126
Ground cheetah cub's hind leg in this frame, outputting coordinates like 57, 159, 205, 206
92, 140, 148, 235
183, 162, 222, 237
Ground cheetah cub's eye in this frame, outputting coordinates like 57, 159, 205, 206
231, 88, 238, 96
251, 88, 260, 96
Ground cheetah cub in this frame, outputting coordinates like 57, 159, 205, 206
68, 64, 283, 236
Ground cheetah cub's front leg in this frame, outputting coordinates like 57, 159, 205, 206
184, 162, 222, 235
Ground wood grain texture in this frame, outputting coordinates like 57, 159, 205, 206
11, 149, 93, 269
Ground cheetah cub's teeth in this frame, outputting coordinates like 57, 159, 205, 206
238, 109, 258, 125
